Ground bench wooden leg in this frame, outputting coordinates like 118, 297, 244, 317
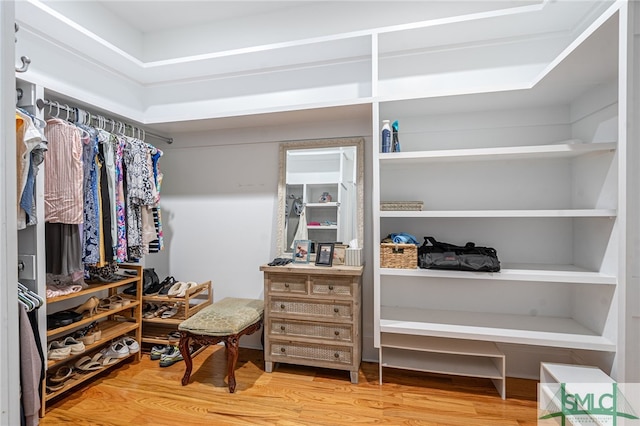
179, 332, 193, 386
224, 334, 240, 393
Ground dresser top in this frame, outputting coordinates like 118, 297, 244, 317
260, 263, 364, 276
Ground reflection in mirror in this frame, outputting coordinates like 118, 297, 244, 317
277, 138, 364, 257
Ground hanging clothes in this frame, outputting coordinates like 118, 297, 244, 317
16, 110, 47, 230
113, 135, 128, 262
43, 118, 84, 224
19, 305, 44, 426
123, 137, 156, 259
80, 125, 101, 266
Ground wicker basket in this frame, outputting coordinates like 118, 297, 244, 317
380, 243, 418, 269
380, 201, 424, 211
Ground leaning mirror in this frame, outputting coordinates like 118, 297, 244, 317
277, 137, 364, 258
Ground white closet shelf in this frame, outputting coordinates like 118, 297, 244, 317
379, 209, 616, 218
307, 225, 338, 230
380, 348, 503, 380
306, 202, 339, 208
380, 264, 616, 285
379, 142, 616, 164
379, 306, 616, 352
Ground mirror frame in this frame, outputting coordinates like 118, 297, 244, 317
277, 137, 364, 258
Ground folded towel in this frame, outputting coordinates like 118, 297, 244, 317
389, 233, 419, 245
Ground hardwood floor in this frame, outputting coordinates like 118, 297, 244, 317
41, 346, 540, 425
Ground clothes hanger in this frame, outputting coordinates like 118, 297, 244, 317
18, 282, 44, 308
18, 293, 33, 311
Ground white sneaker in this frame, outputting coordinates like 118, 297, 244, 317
63, 336, 86, 354
100, 340, 129, 360
119, 336, 140, 354
47, 341, 71, 360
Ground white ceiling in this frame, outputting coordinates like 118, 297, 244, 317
95, 1, 302, 33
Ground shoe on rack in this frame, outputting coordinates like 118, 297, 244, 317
47, 364, 75, 384
99, 340, 130, 364
123, 283, 138, 296
166, 331, 182, 343
62, 336, 86, 354
159, 346, 183, 367
47, 310, 84, 329
119, 336, 140, 354
158, 276, 177, 296
73, 296, 100, 316
177, 282, 198, 298
161, 303, 181, 319
47, 341, 72, 360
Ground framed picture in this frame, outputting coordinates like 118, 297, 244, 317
293, 240, 311, 263
315, 243, 334, 267
332, 244, 348, 266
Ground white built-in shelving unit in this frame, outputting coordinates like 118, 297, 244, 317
372, 1, 626, 395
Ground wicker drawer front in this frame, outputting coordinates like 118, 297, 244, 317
270, 319, 353, 342
310, 276, 353, 297
269, 276, 307, 294
270, 341, 353, 365
270, 299, 352, 319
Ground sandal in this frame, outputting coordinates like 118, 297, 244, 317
167, 282, 186, 297
160, 303, 181, 319
176, 282, 198, 298
142, 303, 159, 319
46, 380, 65, 393
99, 296, 123, 311
74, 355, 103, 372
48, 365, 75, 384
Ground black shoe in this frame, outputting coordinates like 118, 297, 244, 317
158, 276, 177, 295
47, 310, 84, 329
123, 283, 138, 296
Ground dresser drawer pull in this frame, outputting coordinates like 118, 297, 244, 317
334, 330, 340, 336
334, 307, 339, 313
284, 283, 290, 288
334, 353, 340, 358
281, 347, 286, 353
281, 304, 286, 310
281, 325, 286, 331
328, 285, 334, 290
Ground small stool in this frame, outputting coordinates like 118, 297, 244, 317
178, 297, 264, 393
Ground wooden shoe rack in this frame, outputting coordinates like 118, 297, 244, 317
141, 280, 213, 348
42, 264, 143, 415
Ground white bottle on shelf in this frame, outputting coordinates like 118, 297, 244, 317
381, 120, 391, 153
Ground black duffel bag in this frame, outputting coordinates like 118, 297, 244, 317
418, 236, 500, 272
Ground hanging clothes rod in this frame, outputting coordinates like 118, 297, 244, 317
36, 98, 173, 144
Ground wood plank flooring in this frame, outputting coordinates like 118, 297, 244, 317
41, 346, 540, 425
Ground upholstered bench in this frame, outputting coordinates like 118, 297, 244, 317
178, 297, 264, 393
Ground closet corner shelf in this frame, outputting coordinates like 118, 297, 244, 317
379, 264, 617, 285
379, 306, 616, 352
379, 209, 617, 218
378, 142, 617, 164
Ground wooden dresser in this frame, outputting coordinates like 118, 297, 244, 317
260, 263, 364, 383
